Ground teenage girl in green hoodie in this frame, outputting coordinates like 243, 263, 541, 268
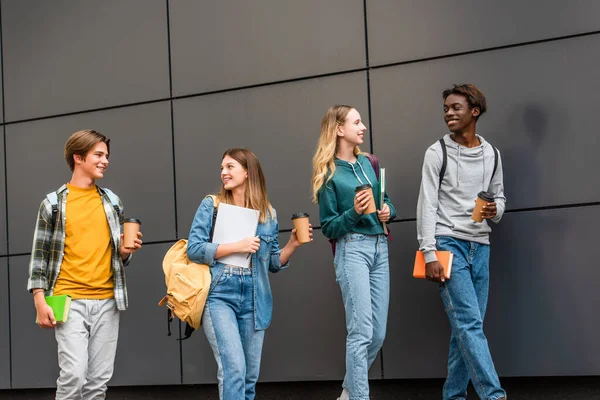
311, 105, 396, 400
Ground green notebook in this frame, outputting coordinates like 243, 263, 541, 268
36, 295, 72, 323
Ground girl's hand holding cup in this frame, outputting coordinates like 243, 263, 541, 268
291, 213, 313, 247
353, 187, 373, 215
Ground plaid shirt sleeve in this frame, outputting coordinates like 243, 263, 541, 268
117, 197, 133, 267
27, 200, 55, 292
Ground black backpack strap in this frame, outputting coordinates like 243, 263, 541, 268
438, 138, 447, 189
209, 199, 218, 241
167, 309, 173, 336
179, 323, 195, 341
492, 145, 499, 179
51, 204, 58, 226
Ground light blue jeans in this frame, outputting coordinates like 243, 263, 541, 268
334, 233, 389, 400
202, 266, 265, 400
54, 299, 120, 400
436, 236, 506, 400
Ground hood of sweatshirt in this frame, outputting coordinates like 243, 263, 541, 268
442, 134, 492, 190
333, 155, 375, 188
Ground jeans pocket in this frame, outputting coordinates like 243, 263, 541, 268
209, 266, 226, 293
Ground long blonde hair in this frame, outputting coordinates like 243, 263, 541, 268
217, 148, 274, 223
311, 105, 361, 203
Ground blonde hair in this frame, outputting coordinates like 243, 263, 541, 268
64, 130, 110, 171
311, 105, 361, 203
217, 148, 274, 223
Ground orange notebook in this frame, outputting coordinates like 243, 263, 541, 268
413, 251, 454, 279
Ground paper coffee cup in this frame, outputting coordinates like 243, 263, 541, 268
471, 191, 495, 222
123, 218, 141, 249
355, 184, 376, 214
291, 213, 310, 244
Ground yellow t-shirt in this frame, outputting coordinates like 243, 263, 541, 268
53, 184, 114, 299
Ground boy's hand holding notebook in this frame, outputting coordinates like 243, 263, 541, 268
413, 251, 453, 280
35, 295, 72, 324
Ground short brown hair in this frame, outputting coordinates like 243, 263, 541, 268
442, 84, 487, 119
64, 130, 110, 171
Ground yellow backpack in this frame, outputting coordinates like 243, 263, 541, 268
158, 195, 218, 340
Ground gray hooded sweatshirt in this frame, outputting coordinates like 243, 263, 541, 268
417, 134, 506, 263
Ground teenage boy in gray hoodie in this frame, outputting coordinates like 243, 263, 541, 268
416, 84, 507, 400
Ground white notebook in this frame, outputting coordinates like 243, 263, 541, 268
213, 203, 260, 268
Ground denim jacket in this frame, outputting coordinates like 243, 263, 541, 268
187, 196, 289, 330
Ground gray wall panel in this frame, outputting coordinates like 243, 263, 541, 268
111, 243, 181, 386
383, 221, 450, 379
370, 34, 600, 220
0, 54, 3, 123
367, 0, 600, 66
0, 259, 9, 389
169, 0, 366, 95
0, 129, 6, 255
261, 233, 381, 381
180, 330, 218, 385
10, 255, 58, 388
486, 206, 600, 376
174, 72, 369, 236
6, 102, 175, 255
2, 0, 169, 121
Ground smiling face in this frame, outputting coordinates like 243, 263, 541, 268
443, 94, 480, 134
337, 108, 366, 146
220, 155, 248, 192
73, 142, 109, 179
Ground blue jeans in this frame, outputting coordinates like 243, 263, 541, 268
202, 266, 265, 400
334, 233, 389, 400
436, 236, 506, 400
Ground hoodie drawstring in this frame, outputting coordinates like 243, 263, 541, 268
357, 162, 374, 187
348, 160, 373, 187
451, 138, 488, 191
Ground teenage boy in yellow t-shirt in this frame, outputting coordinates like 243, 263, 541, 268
27, 129, 143, 399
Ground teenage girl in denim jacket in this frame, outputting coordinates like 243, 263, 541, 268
187, 148, 311, 400
312, 106, 395, 400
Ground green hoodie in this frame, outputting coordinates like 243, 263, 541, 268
318, 154, 396, 239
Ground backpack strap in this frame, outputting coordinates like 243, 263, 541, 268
181, 323, 195, 341
206, 195, 219, 241
102, 188, 122, 221
491, 145, 499, 179
364, 153, 380, 181
438, 138, 447, 189
46, 191, 59, 226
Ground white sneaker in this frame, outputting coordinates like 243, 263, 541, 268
337, 388, 349, 400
